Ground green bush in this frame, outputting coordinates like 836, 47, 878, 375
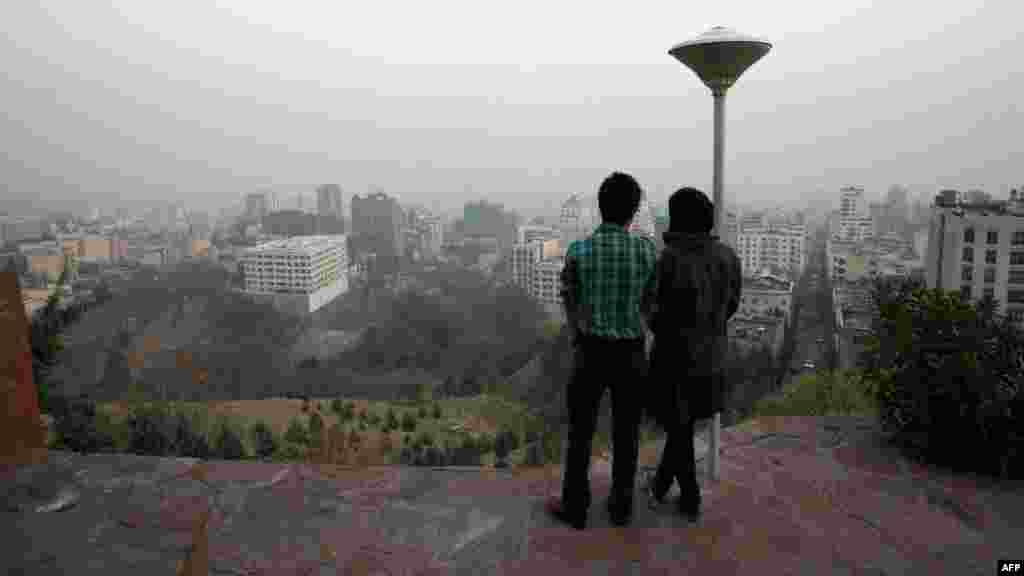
284, 417, 310, 445
50, 396, 116, 454
308, 412, 324, 444
432, 403, 442, 419
417, 430, 434, 449
401, 411, 417, 432
250, 421, 278, 459
213, 419, 246, 460
173, 411, 211, 459
387, 407, 399, 429
418, 405, 428, 419
753, 371, 876, 418
862, 279, 1024, 479
126, 404, 175, 456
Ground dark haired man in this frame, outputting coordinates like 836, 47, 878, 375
545, 172, 657, 529
645, 186, 741, 521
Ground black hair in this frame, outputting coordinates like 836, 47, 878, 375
668, 187, 714, 234
597, 172, 644, 227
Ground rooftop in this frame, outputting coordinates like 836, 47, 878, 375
5, 416, 1017, 574
245, 235, 347, 255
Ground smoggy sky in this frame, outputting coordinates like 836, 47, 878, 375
2, 0, 1021, 219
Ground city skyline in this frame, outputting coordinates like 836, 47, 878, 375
2, 1, 1020, 219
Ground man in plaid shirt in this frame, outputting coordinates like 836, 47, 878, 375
546, 172, 657, 529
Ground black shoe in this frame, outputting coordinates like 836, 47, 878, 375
606, 493, 633, 527
546, 496, 586, 530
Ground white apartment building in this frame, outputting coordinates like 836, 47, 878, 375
241, 235, 349, 315
736, 221, 806, 279
531, 258, 565, 311
926, 188, 1024, 325
837, 186, 875, 242
511, 242, 543, 291
518, 224, 560, 245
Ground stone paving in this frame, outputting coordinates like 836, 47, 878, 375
3, 415, 1021, 575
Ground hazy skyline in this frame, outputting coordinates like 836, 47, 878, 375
2, 0, 1021, 219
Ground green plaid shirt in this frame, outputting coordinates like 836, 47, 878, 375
560, 223, 658, 340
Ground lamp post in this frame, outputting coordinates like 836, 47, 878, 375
670, 26, 771, 481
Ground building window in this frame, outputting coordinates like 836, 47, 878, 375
963, 228, 975, 243
1013, 231, 1024, 246
987, 230, 999, 245
1008, 310, 1024, 323
1009, 291, 1024, 305
986, 250, 998, 264
1012, 252, 1024, 266
1009, 270, 1024, 285
960, 285, 972, 300
983, 287, 995, 300
962, 266, 973, 282
962, 247, 973, 262
984, 268, 997, 284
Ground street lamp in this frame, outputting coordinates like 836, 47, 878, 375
669, 26, 771, 481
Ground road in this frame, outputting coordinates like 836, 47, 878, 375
780, 228, 835, 389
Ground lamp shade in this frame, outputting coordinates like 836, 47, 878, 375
669, 26, 771, 93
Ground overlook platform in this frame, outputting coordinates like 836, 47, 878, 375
4, 416, 1020, 575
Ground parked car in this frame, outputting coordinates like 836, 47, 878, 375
802, 361, 816, 370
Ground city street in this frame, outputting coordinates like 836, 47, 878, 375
780, 229, 835, 389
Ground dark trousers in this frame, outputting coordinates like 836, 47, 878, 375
561, 334, 645, 516
652, 411, 700, 501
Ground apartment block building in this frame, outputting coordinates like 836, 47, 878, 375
241, 235, 349, 315
926, 188, 1024, 325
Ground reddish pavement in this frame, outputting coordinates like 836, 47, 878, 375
3, 415, 1020, 575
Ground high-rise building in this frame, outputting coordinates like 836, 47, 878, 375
837, 186, 874, 242
241, 235, 349, 315
735, 214, 806, 279
925, 188, 1024, 326
351, 191, 404, 268
317, 184, 344, 220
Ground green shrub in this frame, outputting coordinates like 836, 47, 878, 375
213, 419, 246, 460
387, 407, 399, 430
401, 411, 417, 432
862, 280, 1024, 478
173, 411, 211, 459
275, 441, 304, 461
127, 404, 175, 456
418, 405, 428, 419
331, 398, 343, 414
417, 430, 434, 449
284, 417, 309, 445
50, 396, 116, 454
250, 421, 278, 459
308, 412, 324, 445
432, 403, 442, 419
753, 371, 876, 418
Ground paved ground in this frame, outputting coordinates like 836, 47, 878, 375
3, 415, 1020, 575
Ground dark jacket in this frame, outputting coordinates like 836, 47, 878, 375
648, 232, 742, 424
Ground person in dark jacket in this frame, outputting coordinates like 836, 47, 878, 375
645, 186, 741, 521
